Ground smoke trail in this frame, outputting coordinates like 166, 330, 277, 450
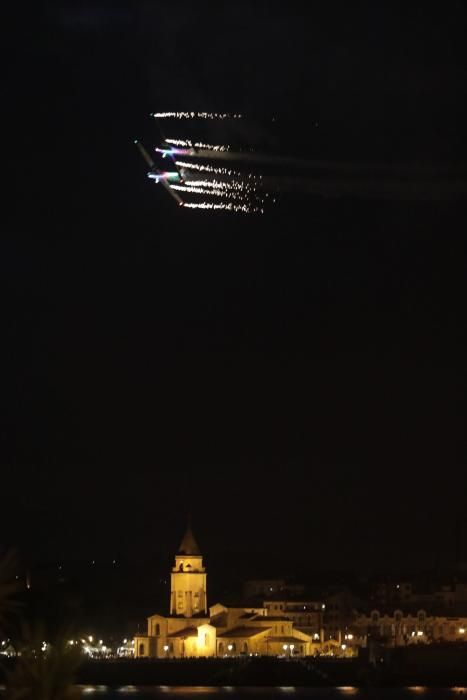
257, 175, 467, 200
175, 160, 250, 178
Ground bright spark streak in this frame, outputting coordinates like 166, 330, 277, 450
153, 112, 242, 120
183, 202, 262, 213
183, 179, 253, 192
175, 160, 251, 178
166, 139, 230, 152
170, 184, 244, 200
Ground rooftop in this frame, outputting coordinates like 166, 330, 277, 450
218, 626, 271, 638
167, 626, 199, 638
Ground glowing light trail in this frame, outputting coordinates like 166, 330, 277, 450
165, 138, 230, 152
155, 147, 192, 157
183, 202, 262, 213
170, 184, 246, 200
152, 112, 242, 120
147, 171, 180, 182
183, 179, 253, 192
175, 160, 243, 177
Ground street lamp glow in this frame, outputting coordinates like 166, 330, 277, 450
88, 636, 93, 643
163, 645, 169, 652
227, 644, 233, 651
459, 628, 465, 634
283, 644, 288, 651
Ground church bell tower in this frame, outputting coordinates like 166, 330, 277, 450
170, 524, 207, 617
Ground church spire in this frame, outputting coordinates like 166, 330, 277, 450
177, 522, 201, 556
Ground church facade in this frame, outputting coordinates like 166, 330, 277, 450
134, 525, 322, 658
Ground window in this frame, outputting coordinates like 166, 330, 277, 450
139, 643, 145, 656
155, 624, 160, 636
205, 633, 209, 647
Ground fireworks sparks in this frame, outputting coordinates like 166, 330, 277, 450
165, 139, 230, 152
171, 184, 251, 201
152, 112, 242, 120
175, 160, 242, 176
136, 111, 270, 214
183, 202, 262, 214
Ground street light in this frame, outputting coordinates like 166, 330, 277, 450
289, 644, 294, 656
163, 644, 169, 656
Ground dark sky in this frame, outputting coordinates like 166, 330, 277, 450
3, 1, 467, 574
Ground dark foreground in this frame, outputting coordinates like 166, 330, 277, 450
75, 687, 467, 699
74, 646, 467, 688
2, 646, 467, 689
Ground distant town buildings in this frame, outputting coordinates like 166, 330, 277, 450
134, 523, 467, 658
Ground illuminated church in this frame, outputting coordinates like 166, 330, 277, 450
134, 524, 319, 658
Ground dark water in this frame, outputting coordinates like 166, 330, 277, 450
76, 687, 467, 699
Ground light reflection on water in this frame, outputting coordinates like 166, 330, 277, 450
73, 687, 467, 699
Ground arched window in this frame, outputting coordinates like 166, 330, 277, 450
219, 642, 224, 655
139, 643, 145, 656
205, 633, 209, 647
242, 642, 248, 654
155, 623, 160, 636
179, 562, 184, 571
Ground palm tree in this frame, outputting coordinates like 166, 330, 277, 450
0, 548, 20, 628
4, 623, 81, 700
0, 549, 82, 699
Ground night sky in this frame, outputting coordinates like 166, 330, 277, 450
3, 2, 467, 575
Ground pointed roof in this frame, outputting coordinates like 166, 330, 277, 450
177, 524, 201, 556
